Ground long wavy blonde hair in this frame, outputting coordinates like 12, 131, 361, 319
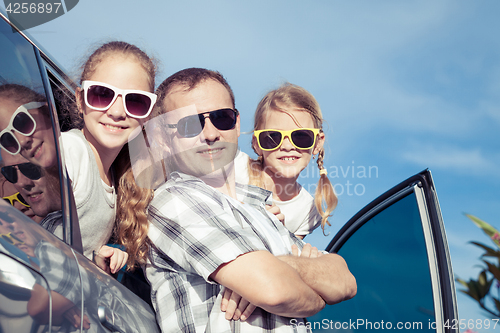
248, 83, 338, 233
115, 147, 154, 269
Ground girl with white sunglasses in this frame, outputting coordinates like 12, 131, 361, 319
235, 83, 337, 239
62, 41, 157, 272
0, 85, 58, 169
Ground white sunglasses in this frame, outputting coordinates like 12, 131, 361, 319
81, 80, 157, 119
0, 102, 45, 155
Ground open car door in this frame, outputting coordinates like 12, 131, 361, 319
307, 170, 458, 333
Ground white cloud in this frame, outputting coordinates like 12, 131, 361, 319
401, 143, 498, 177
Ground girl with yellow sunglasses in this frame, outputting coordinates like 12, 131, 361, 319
235, 83, 337, 239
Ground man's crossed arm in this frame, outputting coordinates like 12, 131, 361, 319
209, 243, 357, 320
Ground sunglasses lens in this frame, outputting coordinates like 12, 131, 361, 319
13, 112, 35, 134
291, 130, 315, 149
18, 163, 42, 181
1, 166, 17, 183
177, 115, 204, 138
259, 131, 282, 150
17, 193, 28, 206
176, 109, 237, 138
87, 85, 115, 109
0, 132, 19, 153
211, 109, 237, 131
125, 93, 152, 117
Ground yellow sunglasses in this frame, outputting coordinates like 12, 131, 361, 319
0, 232, 24, 246
3, 192, 30, 208
254, 128, 320, 151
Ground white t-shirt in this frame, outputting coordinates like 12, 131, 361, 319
234, 150, 322, 236
61, 129, 116, 259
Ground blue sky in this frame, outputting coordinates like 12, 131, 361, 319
3, 0, 499, 326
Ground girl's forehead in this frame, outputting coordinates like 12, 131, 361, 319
89, 57, 151, 90
0, 97, 25, 127
93, 55, 139, 72
263, 107, 315, 128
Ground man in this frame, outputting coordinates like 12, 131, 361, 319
1, 173, 42, 223
0, 150, 62, 234
143, 68, 356, 333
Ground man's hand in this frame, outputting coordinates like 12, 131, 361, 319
279, 252, 356, 305
220, 287, 256, 321
63, 306, 91, 329
291, 243, 322, 258
210, 250, 326, 318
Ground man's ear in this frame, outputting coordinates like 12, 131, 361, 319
313, 131, 325, 155
236, 113, 241, 138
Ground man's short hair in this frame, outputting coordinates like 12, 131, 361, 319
153, 68, 235, 117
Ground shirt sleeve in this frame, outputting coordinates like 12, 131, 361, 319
36, 241, 80, 304
148, 183, 268, 282
60, 130, 93, 208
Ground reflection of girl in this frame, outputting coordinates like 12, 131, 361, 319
63, 41, 157, 272
235, 83, 337, 239
0, 85, 57, 169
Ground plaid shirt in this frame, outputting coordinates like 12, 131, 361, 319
35, 240, 81, 305
146, 172, 310, 333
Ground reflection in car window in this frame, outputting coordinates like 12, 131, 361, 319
308, 192, 436, 332
0, 25, 63, 233
0, 21, 43, 86
0, 86, 63, 233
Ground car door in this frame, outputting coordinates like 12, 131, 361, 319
307, 170, 458, 333
1, 9, 159, 332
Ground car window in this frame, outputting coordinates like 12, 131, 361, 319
307, 172, 457, 333
45, 66, 77, 132
0, 20, 42, 85
0, 16, 64, 236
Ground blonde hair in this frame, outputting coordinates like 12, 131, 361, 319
75, 41, 158, 269
115, 147, 154, 269
248, 83, 337, 233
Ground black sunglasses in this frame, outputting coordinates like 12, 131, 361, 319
167, 108, 239, 138
1, 163, 43, 184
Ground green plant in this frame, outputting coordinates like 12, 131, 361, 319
456, 214, 500, 318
